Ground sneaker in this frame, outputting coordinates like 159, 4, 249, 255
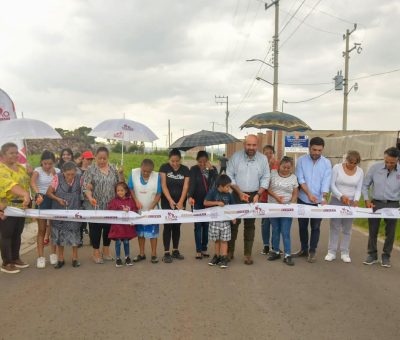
36, 257, 46, 269
208, 255, 220, 266
284, 255, 294, 266
1, 264, 20, 274
72, 260, 81, 268
14, 259, 29, 268
381, 255, 391, 268
324, 253, 336, 262
172, 250, 184, 260
363, 254, 378, 265
220, 256, 229, 269
54, 260, 65, 269
162, 253, 173, 263
133, 254, 146, 262
125, 257, 133, 266
151, 256, 159, 264
267, 252, 281, 261
292, 249, 309, 258
115, 258, 123, 267
49, 253, 58, 265
260, 245, 270, 255
307, 252, 316, 263
341, 254, 351, 263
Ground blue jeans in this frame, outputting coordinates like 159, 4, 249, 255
297, 198, 322, 253
115, 239, 130, 258
270, 217, 292, 256
194, 222, 209, 252
261, 218, 271, 247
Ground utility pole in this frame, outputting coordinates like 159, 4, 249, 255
215, 95, 229, 133
181, 129, 185, 137
342, 24, 361, 131
210, 121, 218, 161
265, 0, 279, 112
168, 119, 171, 147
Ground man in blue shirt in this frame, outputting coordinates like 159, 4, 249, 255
226, 134, 270, 265
294, 137, 332, 263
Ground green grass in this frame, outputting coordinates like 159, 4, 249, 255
28, 153, 168, 180
354, 198, 400, 243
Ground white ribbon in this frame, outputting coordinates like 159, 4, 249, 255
4, 203, 400, 225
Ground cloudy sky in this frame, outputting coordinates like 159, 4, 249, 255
1, 0, 399, 147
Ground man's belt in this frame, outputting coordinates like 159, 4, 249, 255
373, 199, 399, 204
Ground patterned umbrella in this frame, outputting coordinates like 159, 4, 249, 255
240, 111, 311, 132
170, 130, 240, 151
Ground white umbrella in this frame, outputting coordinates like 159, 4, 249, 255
89, 118, 158, 164
0, 118, 62, 141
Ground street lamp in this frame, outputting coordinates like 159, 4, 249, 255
256, 76, 273, 86
246, 59, 274, 69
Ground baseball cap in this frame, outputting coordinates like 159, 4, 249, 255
82, 151, 94, 159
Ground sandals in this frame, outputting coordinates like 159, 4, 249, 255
201, 253, 210, 258
195, 253, 203, 260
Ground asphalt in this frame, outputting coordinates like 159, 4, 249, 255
1, 218, 400, 340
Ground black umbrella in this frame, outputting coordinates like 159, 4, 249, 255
240, 111, 311, 132
170, 130, 241, 151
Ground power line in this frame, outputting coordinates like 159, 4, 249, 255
280, 67, 400, 86
280, 0, 324, 49
351, 68, 400, 81
284, 87, 334, 104
279, 7, 341, 36
279, 0, 306, 34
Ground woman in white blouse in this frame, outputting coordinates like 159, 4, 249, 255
325, 150, 363, 263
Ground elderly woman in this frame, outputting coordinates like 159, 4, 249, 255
325, 150, 363, 263
188, 151, 218, 259
159, 148, 190, 263
129, 159, 162, 264
47, 162, 82, 268
82, 147, 124, 263
0, 143, 31, 274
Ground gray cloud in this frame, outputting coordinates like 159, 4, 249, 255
1, 0, 399, 146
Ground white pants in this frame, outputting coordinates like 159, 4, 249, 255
328, 197, 353, 255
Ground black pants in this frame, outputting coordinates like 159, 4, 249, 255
89, 223, 111, 249
368, 200, 399, 257
219, 167, 226, 175
0, 217, 25, 265
163, 223, 181, 252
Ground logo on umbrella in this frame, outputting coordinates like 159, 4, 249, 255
122, 124, 134, 131
114, 131, 124, 138
0, 108, 11, 121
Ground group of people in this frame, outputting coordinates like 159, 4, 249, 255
0, 134, 399, 274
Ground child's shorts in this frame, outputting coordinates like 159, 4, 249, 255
135, 224, 159, 238
208, 221, 231, 241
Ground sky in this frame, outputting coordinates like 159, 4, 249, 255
0, 0, 399, 147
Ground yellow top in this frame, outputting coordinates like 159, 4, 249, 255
0, 162, 30, 207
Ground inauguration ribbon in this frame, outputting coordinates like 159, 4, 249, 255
4, 203, 400, 225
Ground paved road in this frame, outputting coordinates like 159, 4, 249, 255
1, 219, 400, 340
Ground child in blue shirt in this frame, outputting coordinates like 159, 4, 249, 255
204, 174, 236, 269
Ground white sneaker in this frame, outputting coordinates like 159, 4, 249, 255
36, 257, 46, 269
341, 254, 351, 263
49, 253, 58, 265
324, 253, 336, 261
